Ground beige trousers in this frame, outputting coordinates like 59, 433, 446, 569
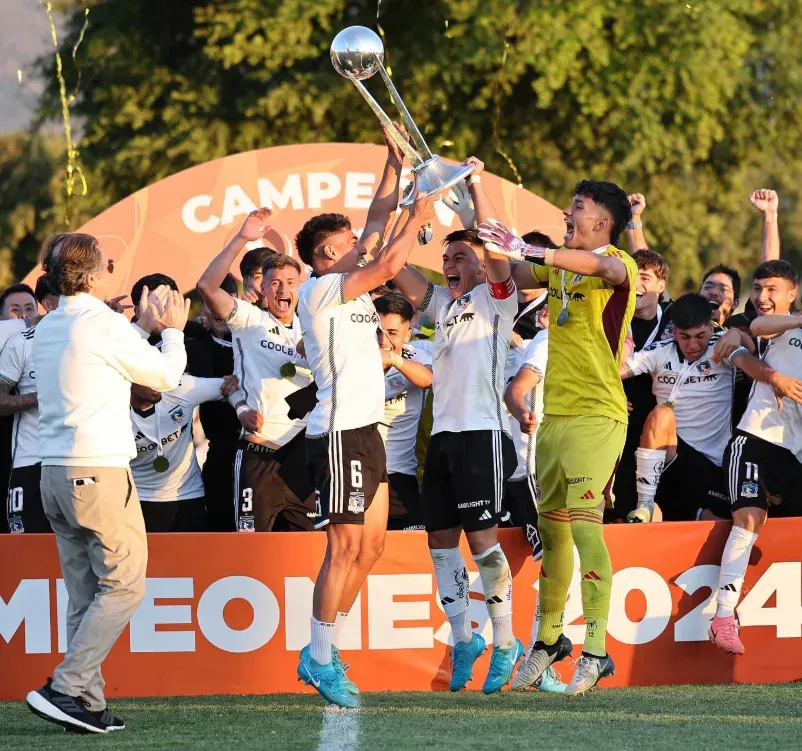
41, 466, 147, 711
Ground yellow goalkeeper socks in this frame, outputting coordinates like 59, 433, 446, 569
535, 509, 574, 646
568, 507, 612, 657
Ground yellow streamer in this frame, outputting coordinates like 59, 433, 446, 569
491, 38, 524, 188
41, 1, 89, 227
376, 0, 392, 77
16, 69, 23, 85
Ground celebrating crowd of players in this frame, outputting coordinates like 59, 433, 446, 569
4, 129, 802, 706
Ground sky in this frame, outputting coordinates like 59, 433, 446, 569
0, 0, 63, 133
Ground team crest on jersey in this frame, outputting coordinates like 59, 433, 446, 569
348, 492, 365, 514
696, 360, 711, 375
238, 517, 255, 531
8, 517, 23, 534
388, 375, 404, 392
169, 406, 185, 424
570, 274, 584, 286
740, 482, 759, 499
456, 294, 471, 309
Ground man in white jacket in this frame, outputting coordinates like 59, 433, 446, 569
25, 233, 189, 735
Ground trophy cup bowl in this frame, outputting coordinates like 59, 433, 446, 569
331, 26, 385, 81
399, 158, 475, 208
331, 26, 475, 210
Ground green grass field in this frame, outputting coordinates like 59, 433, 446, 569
2, 685, 801, 750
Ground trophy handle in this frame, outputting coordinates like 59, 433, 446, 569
347, 74, 423, 167
377, 63, 434, 162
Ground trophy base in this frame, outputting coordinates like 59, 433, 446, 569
399, 156, 475, 207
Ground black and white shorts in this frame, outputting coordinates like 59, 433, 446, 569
7, 462, 50, 534
234, 437, 316, 532
724, 430, 802, 517
422, 430, 517, 533
306, 424, 388, 528
657, 436, 729, 521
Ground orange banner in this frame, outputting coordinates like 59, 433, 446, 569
2, 522, 801, 699
23, 143, 564, 296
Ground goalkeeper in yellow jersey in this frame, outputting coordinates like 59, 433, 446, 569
478, 181, 636, 695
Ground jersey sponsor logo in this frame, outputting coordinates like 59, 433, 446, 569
740, 481, 759, 499
788, 337, 802, 351
567, 476, 590, 485
350, 312, 379, 324
348, 492, 365, 514
169, 405, 186, 424
457, 500, 490, 509
260, 340, 297, 356
445, 311, 475, 331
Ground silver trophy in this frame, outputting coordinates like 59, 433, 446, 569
331, 25, 474, 209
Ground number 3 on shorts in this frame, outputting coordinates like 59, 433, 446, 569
242, 488, 253, 513
351, 460, 363, 489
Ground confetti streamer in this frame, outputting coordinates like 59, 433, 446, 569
491, 36, 524, 188
41, 1, 89, 226
16, 69, 23, 85
376, 0, 392, 77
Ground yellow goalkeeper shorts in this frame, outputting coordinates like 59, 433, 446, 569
535, 414, 626, 512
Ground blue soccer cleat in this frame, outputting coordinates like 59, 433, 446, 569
332, 646, 360, 695
449, 633, 487, 691
297, 648, 358, 708
482, 638, 525, 694
535, 665, 567, 693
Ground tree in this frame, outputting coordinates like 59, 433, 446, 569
21, 0, 802, 292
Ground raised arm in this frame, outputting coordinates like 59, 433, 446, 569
342, 196, 436, 302
478, 218, 627, 287
197, 208, 273, 319
358, 124, 407, 256
750, 189, 780, 263
626, 194, 648, 251
104, 290, 190, 392
463, 156, 511, 285
382, 350, 433, 389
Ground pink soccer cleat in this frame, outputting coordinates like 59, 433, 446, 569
709, 615, 745, 655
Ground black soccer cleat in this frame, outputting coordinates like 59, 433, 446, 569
26, 679, 107, 734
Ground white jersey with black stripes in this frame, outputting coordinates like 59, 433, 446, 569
623, 331, 735, 466
419, 280, 517, 435
298, 273, 385, 436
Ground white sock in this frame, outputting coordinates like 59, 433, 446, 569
716, 526, 758, 618
635, 447, 666, 514
430, 547, 472, 644
310, 616, 335, 664
332, 611, 348, 648
473, 543, 514, 648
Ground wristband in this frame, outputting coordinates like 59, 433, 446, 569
627, 221, 643, 230
766, 368, 779, 385
466, 175, 482, 186
236, 405, 248, 417
390, 352, 401, 369
726, 346, 749, 365
544, 249, 556, 266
